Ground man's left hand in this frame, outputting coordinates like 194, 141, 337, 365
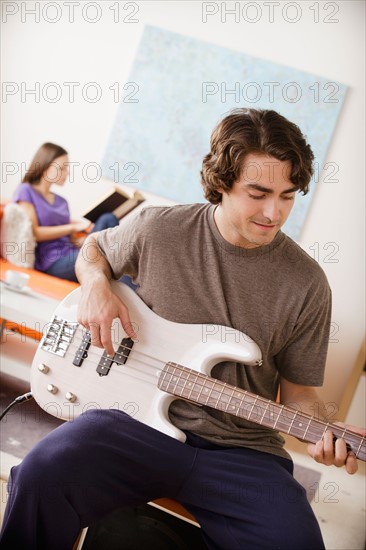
307, 423, 366, 474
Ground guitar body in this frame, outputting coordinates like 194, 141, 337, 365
30, 281, 262, 442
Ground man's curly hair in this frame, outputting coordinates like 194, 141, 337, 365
201, 108, 314, 204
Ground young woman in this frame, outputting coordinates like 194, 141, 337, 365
13, 142, 119, 282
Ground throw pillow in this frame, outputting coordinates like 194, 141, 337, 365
1, 203, 36, 268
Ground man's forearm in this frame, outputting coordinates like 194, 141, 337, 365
281, 386, 330, 422
75, 233, 112, 285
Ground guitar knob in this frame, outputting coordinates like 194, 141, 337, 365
65, 392, 77, 403
38, 363, 49, 374
47, 384, 58, 394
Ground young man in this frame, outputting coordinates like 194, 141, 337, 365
1, 109, 364, 549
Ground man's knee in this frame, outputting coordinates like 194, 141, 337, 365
11, 410, 122, 481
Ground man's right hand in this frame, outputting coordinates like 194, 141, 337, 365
77, 275, 137, 357
75, 233, 137, 356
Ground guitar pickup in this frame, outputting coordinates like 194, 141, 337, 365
73, 332, 91, 367
114, 338, 134, 365
96, 351, 115, 377
96, 338, 134, 377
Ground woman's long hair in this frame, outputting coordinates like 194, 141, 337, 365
22, 142, 68, 185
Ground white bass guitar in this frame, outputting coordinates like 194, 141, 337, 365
31, 282, 365, 461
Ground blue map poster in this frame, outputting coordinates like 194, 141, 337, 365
101, 25, 347, 240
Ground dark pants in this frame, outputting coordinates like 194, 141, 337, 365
0, 410, 324, 550
44, 213, 120, 282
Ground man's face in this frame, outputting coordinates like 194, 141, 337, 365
214, 153, 297, 248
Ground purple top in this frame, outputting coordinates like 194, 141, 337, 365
13, 183, 77, 271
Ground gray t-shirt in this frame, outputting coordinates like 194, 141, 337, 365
97, 203, 332, 459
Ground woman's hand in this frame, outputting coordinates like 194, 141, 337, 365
71, 219, 93, 233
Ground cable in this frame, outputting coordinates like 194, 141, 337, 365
0, 392, 33, 421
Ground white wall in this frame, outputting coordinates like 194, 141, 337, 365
1, 1, 365, 410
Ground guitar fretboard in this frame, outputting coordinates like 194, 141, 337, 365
158, 362, 365, 461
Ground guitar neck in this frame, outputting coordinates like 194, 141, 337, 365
158, 362, 365, 462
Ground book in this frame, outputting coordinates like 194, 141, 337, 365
82, 187, 145, 223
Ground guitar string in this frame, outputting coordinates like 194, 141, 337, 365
45, 332, 166, 370
45, 331, 366, 448
39, 341, 365, 451
50, 340, 161, 384
166, 375, 365, 448
40, 332, 365, 451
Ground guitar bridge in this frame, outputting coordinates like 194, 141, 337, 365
41, 315, 78, 357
